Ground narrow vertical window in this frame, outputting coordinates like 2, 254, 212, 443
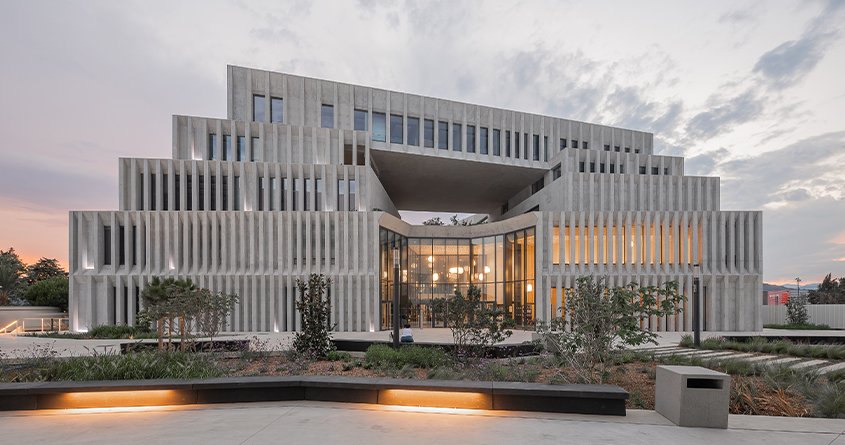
372, 112, 386, 142
506, 130, 511, 157
222, 176, 228, 210
198, 175, 205, 211
572, 140, 579, 149
103, 225, 112, 266
186, 175, 193, 210
533, 134, 540, 161
208, 134, 217, 160
452, 123, 462, 151
316, 178, 324, 210
544, 136, 548, 162
515, 131, 520, 158
337, 179, 346, 211
269, 177, 276, 211
423, 119, 434, 148
349, 178, 357, 210
253, 95, 265, 122
390, 114, 404, 144
271, 97, 283, 123
466, 125, 476, 153
150, 173, 156, 211
480, 127, 488, 154
210, 176, 217, 211
407, 116, 419, 146
234, 176, 240, 211
524, 133, 529, 159
174, 174, 180, 211
354, 109, 368, 131
132, 225, 138, 266
552, 226, 560, 265
438, 121, 448, 149
552, 164, 561, 180
492, 129, 500, 156
321, 104, 334, 128
583, 141, 589, 150
223, 135, 232, 161
281, 177, 287, 210
118, 225, 125, 266
304, 178, 312, 211
293, 178, 300, 210
258, 177, 265, 211
237, 136, 245, 161
560, 138, 567, 150
251, 137, 262, 162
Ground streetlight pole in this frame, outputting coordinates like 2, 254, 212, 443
393, 247, 400, 349
693, 263, 701, 347
795, 277, 802, 303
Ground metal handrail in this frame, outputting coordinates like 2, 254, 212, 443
0, 317, 69, 334
0, 320, 21, 334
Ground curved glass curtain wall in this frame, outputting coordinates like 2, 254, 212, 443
379, 227, 535, 330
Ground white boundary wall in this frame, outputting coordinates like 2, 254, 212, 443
762, 304, 845, 328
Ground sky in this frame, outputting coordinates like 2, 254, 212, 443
0, 0, 843, 285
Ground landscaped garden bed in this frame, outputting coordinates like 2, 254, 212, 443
2, 343, 843, 418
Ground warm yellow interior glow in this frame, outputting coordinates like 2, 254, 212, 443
56, 390, 188, 409
379, 389, 491, 410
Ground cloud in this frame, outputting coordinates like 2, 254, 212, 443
716, 131, 845, 209
752, 1, 845, 87
685, 89, 764, 142
684, 148, 729, 176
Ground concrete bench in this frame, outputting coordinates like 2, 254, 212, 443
0, 375, 628, 415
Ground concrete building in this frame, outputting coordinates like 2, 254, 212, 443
68, 65, 763, 333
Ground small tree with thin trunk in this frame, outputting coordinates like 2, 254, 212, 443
537, 276, 684, 384
292, 274, 335, 358
431, 284, 513, 360
786, 292, 809, 325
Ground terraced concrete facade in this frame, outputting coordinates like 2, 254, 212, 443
69, 65, 762, 333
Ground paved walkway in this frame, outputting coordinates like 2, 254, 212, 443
637, 344, 845, 375
0, 400, 842, 444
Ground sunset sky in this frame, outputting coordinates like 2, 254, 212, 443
1, 0, 843, 284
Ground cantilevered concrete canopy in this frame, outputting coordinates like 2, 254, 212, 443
371, 149, 546, 213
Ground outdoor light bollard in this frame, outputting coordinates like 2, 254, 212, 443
655, 365, 730, 429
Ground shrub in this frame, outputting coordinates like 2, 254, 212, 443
292, 274, 335, 358
431, 285, 513, 360
699, 337, 724, 350
537, 276, 684, 384
24, 276, 68, 311
326, 351, 352, 361
764, 323, 831, 330
41, 351, 221, 381
365, 344, 448, 369
88, 325, 150, 339
786, 293, 809, 325
679, 334, 693, 348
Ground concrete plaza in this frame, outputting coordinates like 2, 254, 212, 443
0, 400, 843, 444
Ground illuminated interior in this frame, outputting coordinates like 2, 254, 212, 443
379, 227, 535, 329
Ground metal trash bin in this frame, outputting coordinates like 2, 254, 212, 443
655, 365, 730, 429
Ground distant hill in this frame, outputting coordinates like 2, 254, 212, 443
763, 283, 791, 292
781, 283, 819, 291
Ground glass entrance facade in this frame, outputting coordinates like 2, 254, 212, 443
379, 227, 535, 330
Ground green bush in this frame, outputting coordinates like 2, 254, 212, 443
24, 276, 68, 311
764, 323, 832, 330
41, 351, 222, 381
88, 324, 152, 339
679, 334, 693, 348
365, 344, 449, 369
326, 351, 352, 361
